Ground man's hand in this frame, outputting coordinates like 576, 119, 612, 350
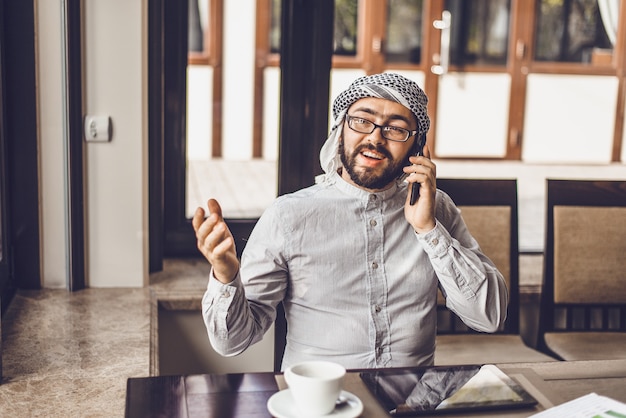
192, 199, 240, 283
403, 144, 437, 234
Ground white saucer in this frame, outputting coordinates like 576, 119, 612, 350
267, 389, 364, 418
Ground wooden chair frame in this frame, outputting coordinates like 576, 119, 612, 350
538, 179, 626, 358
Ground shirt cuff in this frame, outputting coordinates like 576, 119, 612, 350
206, 268, 242, 299
415, 221, 453, 258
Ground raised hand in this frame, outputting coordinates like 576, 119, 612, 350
192, 199, 240, 283
403, 144, 437, 234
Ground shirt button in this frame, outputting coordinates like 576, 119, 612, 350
370, 219, 377, 227
432, 238, 439, 245
369, 194, 377, 201
221, 291, 230, 298
374, 304, 381, 313
371, 262, 378, 270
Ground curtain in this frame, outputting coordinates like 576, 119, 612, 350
598, 0, 619, 45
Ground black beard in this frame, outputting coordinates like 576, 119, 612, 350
339, 140, 408, 190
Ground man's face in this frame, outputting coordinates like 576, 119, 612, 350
339, 97, 418, 192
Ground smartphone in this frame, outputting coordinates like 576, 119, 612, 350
409, 132, 427, 205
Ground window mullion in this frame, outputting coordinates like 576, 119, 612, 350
360, 0, 387, 74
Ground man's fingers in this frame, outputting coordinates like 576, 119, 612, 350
192, 207, 206, 232
212, 236, 235, 258
207, 199, 223, 220
423, 143, 431, 159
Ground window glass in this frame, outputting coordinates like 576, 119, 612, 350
534, 0, 616, 63
270, 0, 281, 53
334, 0, 358, 56
385, 0, 424, 64
270, 0, 358, 56
188, 0, 206, 53
445, 0, 510, 66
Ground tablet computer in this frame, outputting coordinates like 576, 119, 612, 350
360, 364, 538, 415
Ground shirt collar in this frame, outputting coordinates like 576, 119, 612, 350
329, 170, 403, 201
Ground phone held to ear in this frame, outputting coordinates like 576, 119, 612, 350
409, 133, 427, 205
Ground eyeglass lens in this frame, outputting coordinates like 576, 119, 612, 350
348, 116, 409, 142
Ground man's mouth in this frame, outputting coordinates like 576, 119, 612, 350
361, 150, 385, 160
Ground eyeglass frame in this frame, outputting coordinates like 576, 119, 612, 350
345, 114, 419, 142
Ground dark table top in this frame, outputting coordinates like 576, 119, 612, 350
126, 360, 626, 418
126, 372, 279, 418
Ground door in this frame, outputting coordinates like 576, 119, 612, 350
378, 0, 622, 162
426, 0, 513, 159
423, 0, 623, 162
154, 0, 333, 262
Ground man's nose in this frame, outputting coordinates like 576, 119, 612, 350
366, 126, 386, 144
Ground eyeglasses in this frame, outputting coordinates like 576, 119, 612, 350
345, 114, 418, 142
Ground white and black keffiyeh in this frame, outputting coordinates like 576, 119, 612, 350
318, 73, 430, 182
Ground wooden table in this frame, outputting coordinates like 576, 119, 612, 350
125, 360, 626, 417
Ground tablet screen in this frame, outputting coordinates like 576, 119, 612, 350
360, 364, 538, 415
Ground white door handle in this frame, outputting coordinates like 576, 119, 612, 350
431, 10, 451, 75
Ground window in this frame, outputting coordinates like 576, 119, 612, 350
334, 0, 359, 56
269, 0, 281, 54
188, 0, 210, 64
270, 0, 358, 56
446, 0, 510, 66
534, 0, 616, 64
385, 0, 424, 64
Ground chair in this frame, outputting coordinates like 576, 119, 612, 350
537, 179, 626, 361
434, 178, 556, 365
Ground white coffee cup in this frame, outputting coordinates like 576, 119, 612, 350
284, 360, 346, 416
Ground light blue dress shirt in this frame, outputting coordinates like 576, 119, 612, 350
202, 171, 508, 370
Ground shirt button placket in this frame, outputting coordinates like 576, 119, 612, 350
366, 192, 386, 366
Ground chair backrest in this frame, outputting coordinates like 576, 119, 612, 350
436, 178, 519, 335
539, 179, 626, 345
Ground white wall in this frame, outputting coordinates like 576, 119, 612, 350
83, 0, 148, 287
37, 0, 67, 288
523, 74, 619, 163
435, 73, 510, 158
37, 0, 148, 288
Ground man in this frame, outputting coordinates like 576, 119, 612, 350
193, 73, 508, 370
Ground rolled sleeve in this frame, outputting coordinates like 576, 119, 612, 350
202, 270, 245, 348
416, 221, 483, 298
416, 217, 506, 332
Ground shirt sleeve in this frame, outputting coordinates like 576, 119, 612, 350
201, 270, 253, 356
415, 193, 509, 333
201, 202, 288, 356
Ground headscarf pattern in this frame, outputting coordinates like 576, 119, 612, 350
318, 73, 430, 182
